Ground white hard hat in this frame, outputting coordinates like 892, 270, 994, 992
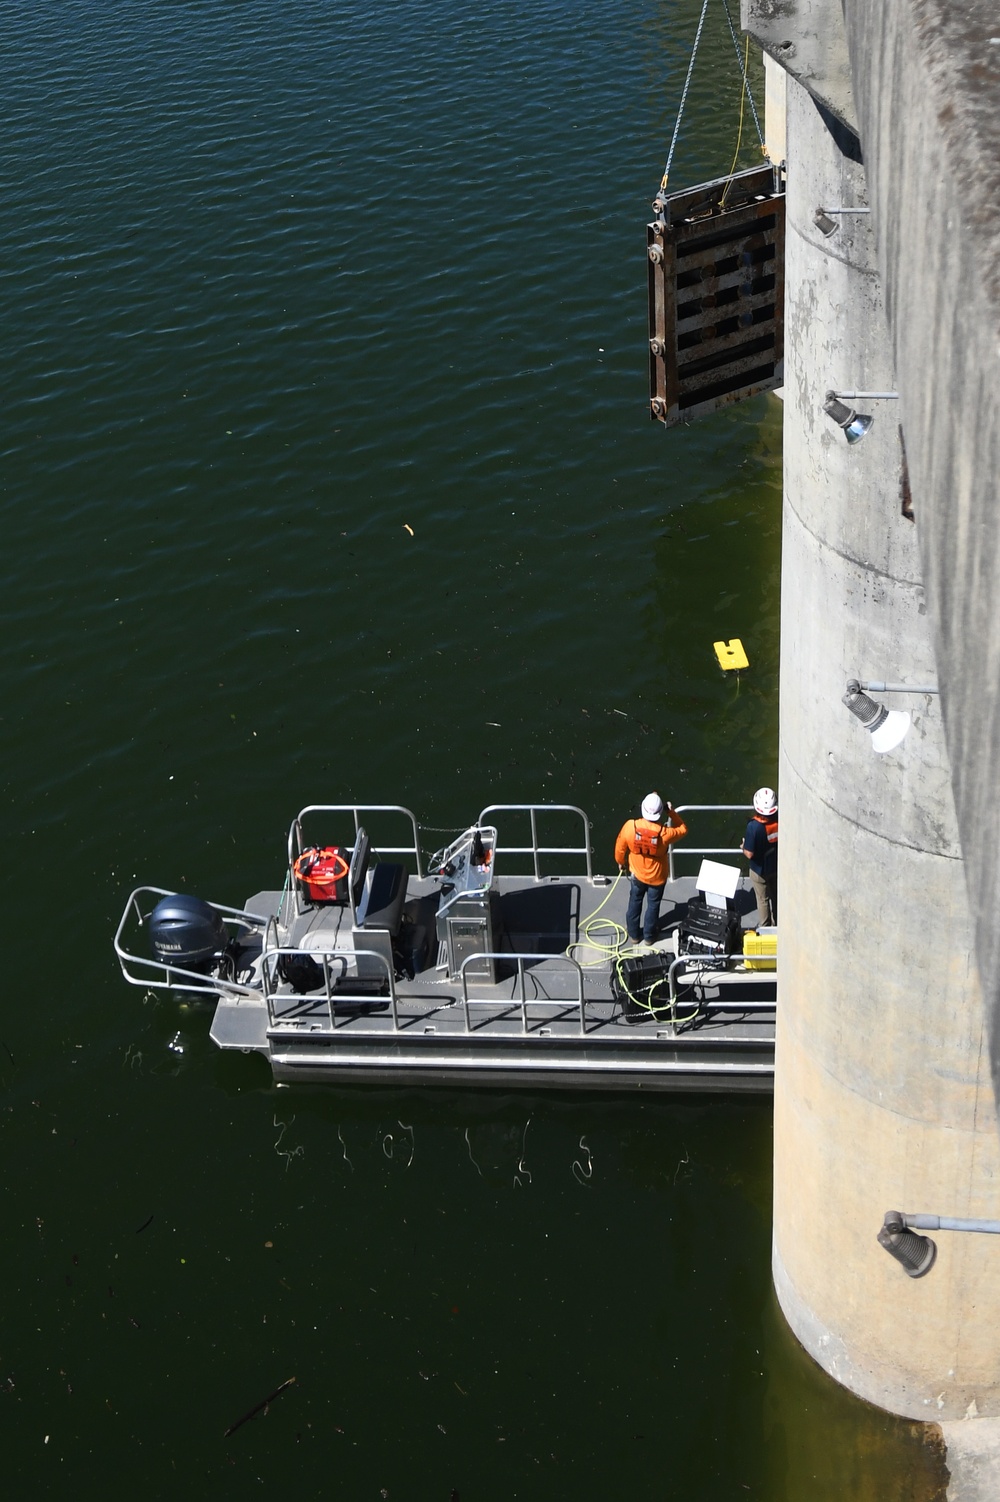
641, 792, 664, 821
753, 787, 777, 816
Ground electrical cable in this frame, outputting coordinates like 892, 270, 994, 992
617, 961, 701, 1029
720, 0, 764, 152
275, 870, 291, 926
565, 870, 646, 969
563, 870, 700, 1028
720, 34, 752, 209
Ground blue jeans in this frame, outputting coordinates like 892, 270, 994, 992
626, 876, 665, 943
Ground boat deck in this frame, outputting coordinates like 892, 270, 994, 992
209, 873, 776, 1091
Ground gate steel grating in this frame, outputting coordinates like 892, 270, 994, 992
647, 164, 785, 426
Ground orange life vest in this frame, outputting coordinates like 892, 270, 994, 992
631, 821, 665, 858
754, 814, 779, 844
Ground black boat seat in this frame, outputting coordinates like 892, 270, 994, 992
356, 862, 408, 934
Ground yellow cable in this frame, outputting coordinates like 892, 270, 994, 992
566, 869, 665, 970
720, 34, 751, 210
565, 871, 689, 1024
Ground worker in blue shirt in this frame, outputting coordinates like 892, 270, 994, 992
742, 787, 778, 927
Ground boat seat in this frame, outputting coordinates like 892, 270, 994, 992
356, 862, 408, 934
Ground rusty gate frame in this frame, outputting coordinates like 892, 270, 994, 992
647, 163, 785, 426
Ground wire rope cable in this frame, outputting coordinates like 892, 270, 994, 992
720, 0, 764, 152
657, 1, 765, 204
659, 0, 711, 193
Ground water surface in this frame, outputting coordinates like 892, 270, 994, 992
0, 1, 945, 1495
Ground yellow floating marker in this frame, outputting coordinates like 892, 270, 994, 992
714, 638, 749, 671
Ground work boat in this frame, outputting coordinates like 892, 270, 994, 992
114, 803, 776, 1092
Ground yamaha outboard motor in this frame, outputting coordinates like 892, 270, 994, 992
149, 894, 226, 973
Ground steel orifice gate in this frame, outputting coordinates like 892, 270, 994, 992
647, 163, 785, 426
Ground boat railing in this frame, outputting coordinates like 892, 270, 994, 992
286, 804, 425, 921
476, 803, 593, 882
259, 941, 590, 1038
459, 952, 588, 1035
260, 941, 402, 1031
667, 804, 754, 882
666, 952, 777, 1006
113, 886, 266, 999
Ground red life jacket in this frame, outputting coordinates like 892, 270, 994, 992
631, 821, 664, 858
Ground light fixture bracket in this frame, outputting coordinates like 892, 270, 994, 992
813, 206, 870, 237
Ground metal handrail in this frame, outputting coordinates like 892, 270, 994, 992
476, 803, 593, 882
667, 804, 754, 881
288, 804, 424, 878
673, 804, 755, 813
667, 951, 778, 1005
668, 845, 747, 879
286, 804, 424, 922
458, 951, 588, 1036
113, 886, 267, 998
260, 942, 399, 1032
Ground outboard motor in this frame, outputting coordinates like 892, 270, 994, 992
149, 894, 226, 973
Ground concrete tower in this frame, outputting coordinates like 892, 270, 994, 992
772, 66, 1000, 1419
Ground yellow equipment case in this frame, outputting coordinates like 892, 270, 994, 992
743, 928, 777, 971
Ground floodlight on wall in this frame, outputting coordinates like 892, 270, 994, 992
878, 1213, 937, 1277
823, 395, 874, 444
814, 206, 871, 237
823, 389, 899, 444
843, 679, 911, 753
878, 1211, 1000, 1279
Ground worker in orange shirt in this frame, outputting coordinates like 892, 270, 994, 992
614, 793, 688, 945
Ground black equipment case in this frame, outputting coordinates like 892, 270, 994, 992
611, 953, 675, 1025
679, 896, 740, 957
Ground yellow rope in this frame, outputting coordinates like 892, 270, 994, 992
720, 34, 751, 209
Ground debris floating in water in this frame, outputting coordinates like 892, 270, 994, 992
464, 1127, 482, 1177
224, 1376, 297, 1438
572, 1136, 593, 1185
403, 523, 414, 536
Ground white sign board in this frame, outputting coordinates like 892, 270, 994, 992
696, 859, 741, 910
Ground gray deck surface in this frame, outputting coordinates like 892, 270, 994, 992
209, 873, 776, 1091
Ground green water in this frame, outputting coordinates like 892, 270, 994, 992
0, 1, 946, 1494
